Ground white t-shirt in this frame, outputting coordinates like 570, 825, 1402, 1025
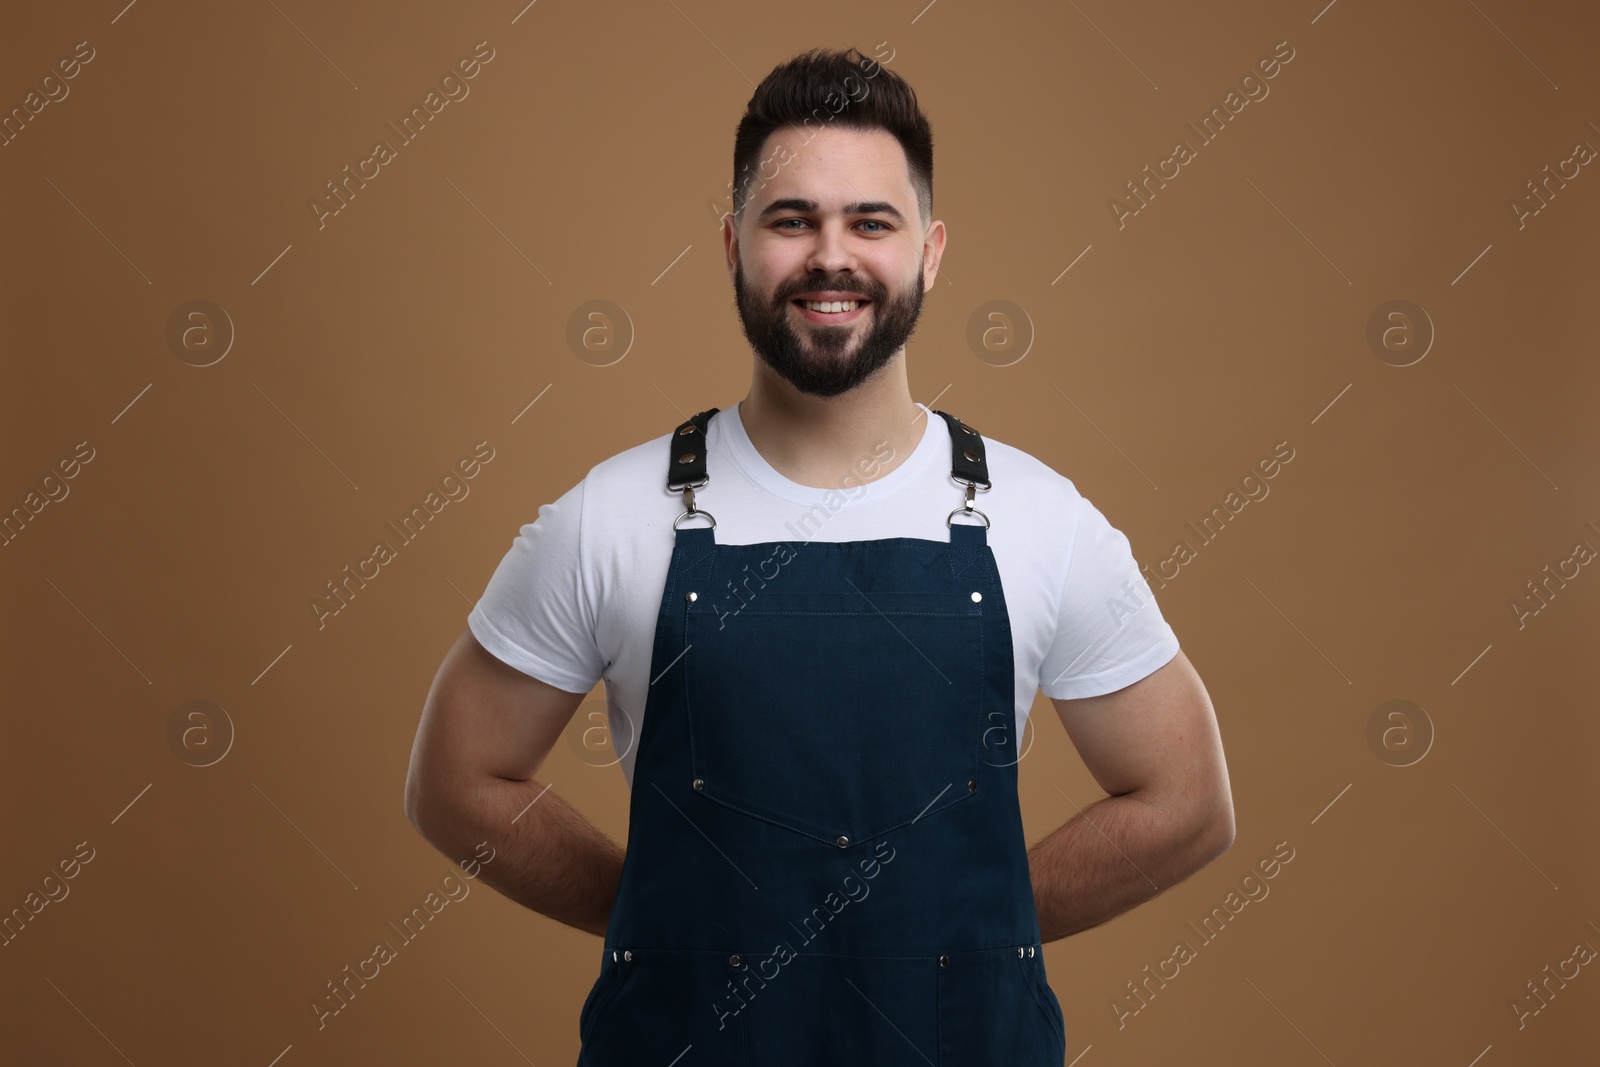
468, 401, 1181, 789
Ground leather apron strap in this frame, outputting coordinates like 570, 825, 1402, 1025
665, 406, 992, 530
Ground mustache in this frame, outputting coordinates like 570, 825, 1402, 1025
779, 285, 879, 301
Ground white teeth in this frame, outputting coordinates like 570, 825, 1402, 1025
801, 300, 860, 313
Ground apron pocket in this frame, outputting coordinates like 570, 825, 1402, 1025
737, 952, 938, 1066
577, 955, 629, 1046
938, 946, 1067, 1065
1022, 950, 1068, 1050
684, 589, 987, 845
577, 950, 744, 1066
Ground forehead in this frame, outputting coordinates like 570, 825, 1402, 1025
751, 124, 913, 210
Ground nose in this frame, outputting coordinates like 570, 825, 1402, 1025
805, 218, 860, 279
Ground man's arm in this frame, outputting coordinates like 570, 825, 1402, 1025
1030, 648, 1234, 942
404, 626, 624, 938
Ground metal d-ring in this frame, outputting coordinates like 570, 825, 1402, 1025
674, 507, 717, 529
945, 478, 991, 528
670, 481, 717, 529
946, 504, 990, 528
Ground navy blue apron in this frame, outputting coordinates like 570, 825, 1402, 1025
576, 408, 1067, 1065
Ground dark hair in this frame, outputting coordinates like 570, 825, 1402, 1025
731, 47, 933, 230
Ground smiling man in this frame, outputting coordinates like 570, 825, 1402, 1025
405, 46, 1234, 1066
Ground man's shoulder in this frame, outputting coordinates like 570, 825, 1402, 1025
572, 417, 711, 526
977, 431, 1085, 506
585, 428, 671, 484
583, 406, 733, 491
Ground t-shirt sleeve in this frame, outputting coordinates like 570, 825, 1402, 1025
467, 477, 606, 695
1037, 492, 1180, 700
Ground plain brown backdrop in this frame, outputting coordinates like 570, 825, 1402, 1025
3, 1, 1597, 1064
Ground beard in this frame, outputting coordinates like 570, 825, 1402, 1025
733, 256, 925, 398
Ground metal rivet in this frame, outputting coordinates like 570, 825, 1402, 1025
623, 949, 633, 961
968, 779, 977, 792
728, 954, 741, 967
611, 950, 618, 962
692, 778, 704, 790
685, 591, 698, 601
835, 835, 849, 848
938, 955, 948, 967
677, 452, 697, 464
1017, 946, 1026, 958
970, 591, 982, 602
963, 449, 980, 462
1028, 946, 1036, 957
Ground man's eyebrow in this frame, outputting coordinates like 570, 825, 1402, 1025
756, 198, 907, 223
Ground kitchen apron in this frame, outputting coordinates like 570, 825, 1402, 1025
575, 408, 1067, 1066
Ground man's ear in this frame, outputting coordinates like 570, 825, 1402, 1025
722, 215, 739, 277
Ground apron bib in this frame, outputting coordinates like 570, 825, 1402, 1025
575, 408, 1067, 1065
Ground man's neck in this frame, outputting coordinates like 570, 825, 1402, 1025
737, 363, 926, 490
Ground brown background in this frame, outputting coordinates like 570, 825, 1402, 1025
3, 0, 1597, 1063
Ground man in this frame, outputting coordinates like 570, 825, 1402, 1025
405, 46, 1233, 1065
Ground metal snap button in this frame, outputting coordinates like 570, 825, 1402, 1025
938, 955, 948, 967
623, 949, 633, 961
728, 954, 741, 967
685, 591, 698, 601
1017, 946, 1026, 958
968, 779, 977, 792
835, 835, 849, 848
611, 950, 618, 962
970, 591, 982, 602
1028, 946, 1036, 957
692, 778, 704, 790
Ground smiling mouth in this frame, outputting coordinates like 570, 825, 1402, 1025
791, 298, 871, 321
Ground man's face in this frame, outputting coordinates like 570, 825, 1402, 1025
726, 125, 934, 398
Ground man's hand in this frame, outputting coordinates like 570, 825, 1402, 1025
1030, 648, 1234, 941
404, 627, 624, 938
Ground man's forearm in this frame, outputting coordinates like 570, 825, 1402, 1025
416, 775, 625, 938
1029, 790, 1221, 943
